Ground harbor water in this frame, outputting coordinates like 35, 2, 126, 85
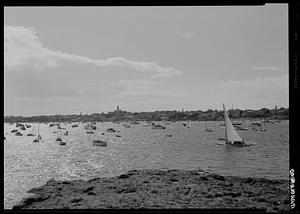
4, 120, 289, 209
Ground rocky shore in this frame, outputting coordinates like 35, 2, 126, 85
12, 169, 289, 211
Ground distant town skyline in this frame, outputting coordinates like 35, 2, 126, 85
4, 5, 288, 116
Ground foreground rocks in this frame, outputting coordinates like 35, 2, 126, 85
12, 169, 289, 211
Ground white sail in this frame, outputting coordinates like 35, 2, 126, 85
223, 104, 243, 142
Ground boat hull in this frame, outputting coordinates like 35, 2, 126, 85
225, 141, 247, 147
93, 140, 107, 146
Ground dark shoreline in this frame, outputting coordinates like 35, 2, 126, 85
12, 169, 289, 211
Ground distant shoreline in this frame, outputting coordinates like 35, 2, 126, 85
12, 169, 289, 211
4, 107, 289, 123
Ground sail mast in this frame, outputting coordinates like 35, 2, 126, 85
223, 104, 228, 141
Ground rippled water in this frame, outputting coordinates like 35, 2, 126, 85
4, 120, 289, 209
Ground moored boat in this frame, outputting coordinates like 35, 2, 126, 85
93, 140, 107, 146
152, 124, 166, 129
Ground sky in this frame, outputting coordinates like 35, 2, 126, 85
4, 5, 288, 116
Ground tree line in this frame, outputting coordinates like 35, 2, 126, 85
4, 107, 289, 123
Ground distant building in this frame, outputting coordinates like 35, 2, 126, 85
116, 105, 120, 112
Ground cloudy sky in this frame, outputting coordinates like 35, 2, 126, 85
4, 5, 288, 116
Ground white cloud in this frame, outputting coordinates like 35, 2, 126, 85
4, 25, 182, 78
176, 30, 195, 39
219, 74, 289, 107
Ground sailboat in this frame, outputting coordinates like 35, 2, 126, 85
33, 123, 41, 142
187, 120, 192, 129
56, 125, 62, 142
204, 121, 213, 132
92, 123, 108, 146
223, 104, 246, 147
27, 125, 36, 136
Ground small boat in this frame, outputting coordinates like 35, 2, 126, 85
187, 120, 192, 129
123, 124, 131, 128
141, 121, 150, 127
232, 122, 242, 126
222, 104, 247, 147
72, 124, 78, 128
27, 125, 36, 136
101, 133, 105, 135
64, 131, 69, 136
55, 123, 65, 140
20, 126, 26, 130
251, 122, 261, 127
93, 140, 107, 146
130, 121, 140, 125
33, 123, 41, 142
86, 131, 95, 134
106, 128, 116, 132
204, 121, 213, 132
218, 137, 226, 141
116, 135, 121, 137
11, 129, 18, 133
59, 141, 66, 145
26, 125, 31, 128
152, 124, 166, 129
260, 128, 266, 131
15, 132, 23, 136
235, 126, 249, 131
165, 134, 172, 137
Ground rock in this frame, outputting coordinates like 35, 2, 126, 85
70, 198, 83, 203
205, 194, 214, 198
83, 186, 94, 193
117, 186, 137, 193
123, 186, 137, 193
11, 169, 290, 209
230, 192, 242, 198
215, 193, 223, 197
244, 178, 254, 183
62, 181, 71, 184
119, 174, 130, 179
12, 195, 50, 209
209, 173, 225, 181
198, 176, 209, 181
87, 177, 100, 183
257, 197, 266, 202
87, 191, 96, 195
183, 187, 191, 195
170, 178, 179, 182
